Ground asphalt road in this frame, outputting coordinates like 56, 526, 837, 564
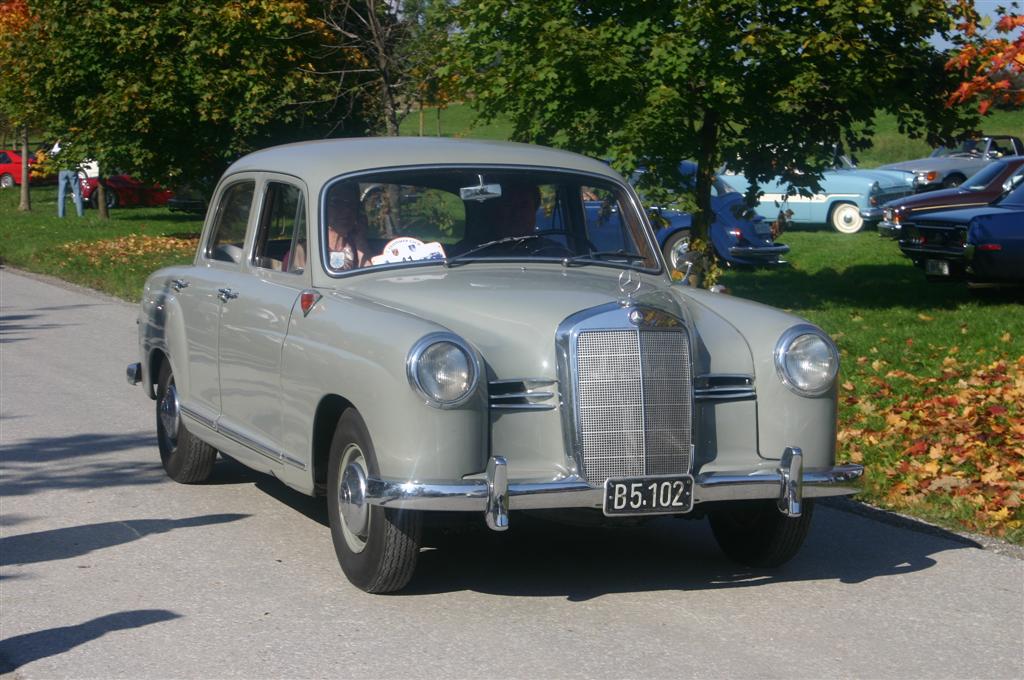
1, 266, 1022, 680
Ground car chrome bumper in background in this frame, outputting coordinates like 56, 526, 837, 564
878, 221, 900, 238
728, 244, 790, 260
860, 207, 884, 222
364, 449, 864, 531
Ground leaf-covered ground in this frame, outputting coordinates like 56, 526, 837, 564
723, 230, 1024, 543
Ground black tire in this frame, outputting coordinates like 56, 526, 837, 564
942, 174, 965, 189
105, 188, 119, 209
327, 409, 422, 593
0, 173, 14, 189
661, 230, 691, 271
156, 361, 216, 483
709, 499, 814, 567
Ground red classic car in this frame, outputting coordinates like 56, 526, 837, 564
0, 149, 34, 188
878, 156, 1024, 238
81, 175, 174, 209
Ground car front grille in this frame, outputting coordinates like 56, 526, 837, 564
574, 327, 693, 484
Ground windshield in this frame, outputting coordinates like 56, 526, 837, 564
962, 162, 1008, 191
320, 168, 660, 274
932, 139, 983, 158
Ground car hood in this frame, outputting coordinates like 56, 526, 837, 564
883, 185, 992, 211
879, 157, 982, 174
910, 203, 1020, 226
338, 264, 757, 379
829, 168, 914, 188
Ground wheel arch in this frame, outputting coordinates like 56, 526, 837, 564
312, 394, 356, 496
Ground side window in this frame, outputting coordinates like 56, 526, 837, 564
253, 182, 306, 274
0, 152, 10, 164
206, 181, 255, 264
581, 185, 636, 253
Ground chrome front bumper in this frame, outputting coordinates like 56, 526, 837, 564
364, 448, 863, 531
877, 221, 901, 238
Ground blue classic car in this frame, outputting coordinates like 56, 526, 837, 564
611, 162, 789, 269
898, 179, 1024, 284
720, 157, 916, 234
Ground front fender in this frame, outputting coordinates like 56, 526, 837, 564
278, 291, 488, 483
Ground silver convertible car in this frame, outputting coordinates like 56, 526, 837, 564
127, 138, 862, 593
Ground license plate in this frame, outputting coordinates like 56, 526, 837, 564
926, 259, 950, 276
603, 475, 694, 516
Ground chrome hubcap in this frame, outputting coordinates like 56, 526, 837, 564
669, 238, 690, 270
159, 381, 180, 446
338, 444, 370, 553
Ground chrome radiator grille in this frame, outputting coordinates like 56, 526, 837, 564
575, 328, 692, 484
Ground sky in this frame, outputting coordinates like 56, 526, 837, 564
931, 0, 1022, 49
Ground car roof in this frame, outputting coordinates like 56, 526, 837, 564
223, 137, 623, 189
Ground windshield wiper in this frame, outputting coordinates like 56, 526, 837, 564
562, 251, 648, 267
444, 235, 547, 267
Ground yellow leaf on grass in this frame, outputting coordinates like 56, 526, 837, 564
923, 461, 940, 475
918, 313, 934, 321
928, 444, 945, 459
842, 381, 855, 391
885, 413, 907, 427
987, 507, 1011, 521
1001, 332, 1012, 343
981, 466, 1004, 484
849, 450, 863, 463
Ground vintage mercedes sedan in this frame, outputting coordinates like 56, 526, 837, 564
127, 138, 862, 593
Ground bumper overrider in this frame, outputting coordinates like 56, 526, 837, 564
355, 448, 863, 532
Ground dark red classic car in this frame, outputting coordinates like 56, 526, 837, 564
81, 175, 174, 209
878, 156, 1024, 237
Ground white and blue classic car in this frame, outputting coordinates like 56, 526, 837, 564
721, 158, 916, 234
127, 138, 863, 592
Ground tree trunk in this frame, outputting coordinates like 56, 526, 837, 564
418, 99, 424, 136
690, 110, 719, 288
18, 127, 30, 212
97, 178, 109, 219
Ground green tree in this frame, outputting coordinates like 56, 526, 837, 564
2, 0, 362, 214
445, 0, 979, 286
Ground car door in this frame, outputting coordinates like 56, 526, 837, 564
216, 175, 309, 470
174, 178, 256, 427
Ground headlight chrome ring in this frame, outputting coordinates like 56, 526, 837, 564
406, 332, 480, 409
774, 324, 840, 397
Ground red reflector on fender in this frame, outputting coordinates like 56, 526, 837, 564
976, 243, 1002, 251
300, 290, 322, 316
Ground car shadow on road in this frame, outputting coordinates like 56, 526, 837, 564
403, 503, 983, 600
0, 609, 181, 674
0, 514, 250, 569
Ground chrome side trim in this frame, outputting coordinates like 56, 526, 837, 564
179, 404, 306, 471
180, 404, 217, 431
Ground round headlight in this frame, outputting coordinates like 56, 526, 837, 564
774, 325, 839, 397
407, 333, 478, 408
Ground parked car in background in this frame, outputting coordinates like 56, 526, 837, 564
878, 157, 1024, 237
720, 157, 915, 234
879, 135, 1024, 193
0, 149, 35, 188
81, 174, 174, 209
127, 138, 861, 593
898, 177, 1024, 284
620, 162, 788, 269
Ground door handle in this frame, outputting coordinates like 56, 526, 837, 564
217, 288, 239, 302
171, 278, 190, 292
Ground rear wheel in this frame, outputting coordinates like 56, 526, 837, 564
709, 499, 814, 567
327, 409, 422, 593
0, 173, 14, 189
156, 361, 216, 483
662, 230, 691, 271
829, 203, 863, 234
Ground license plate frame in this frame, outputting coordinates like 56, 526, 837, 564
602, 474, 695, 517
926, 259, 950, 276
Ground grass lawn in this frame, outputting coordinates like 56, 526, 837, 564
2, 140, 1021, 545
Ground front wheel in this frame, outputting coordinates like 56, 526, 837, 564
156, 361, 216, 483
327, 409, 422, 593
709, 499, 814, 567
829, 203, 863, 234
0, 173, 14, 189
